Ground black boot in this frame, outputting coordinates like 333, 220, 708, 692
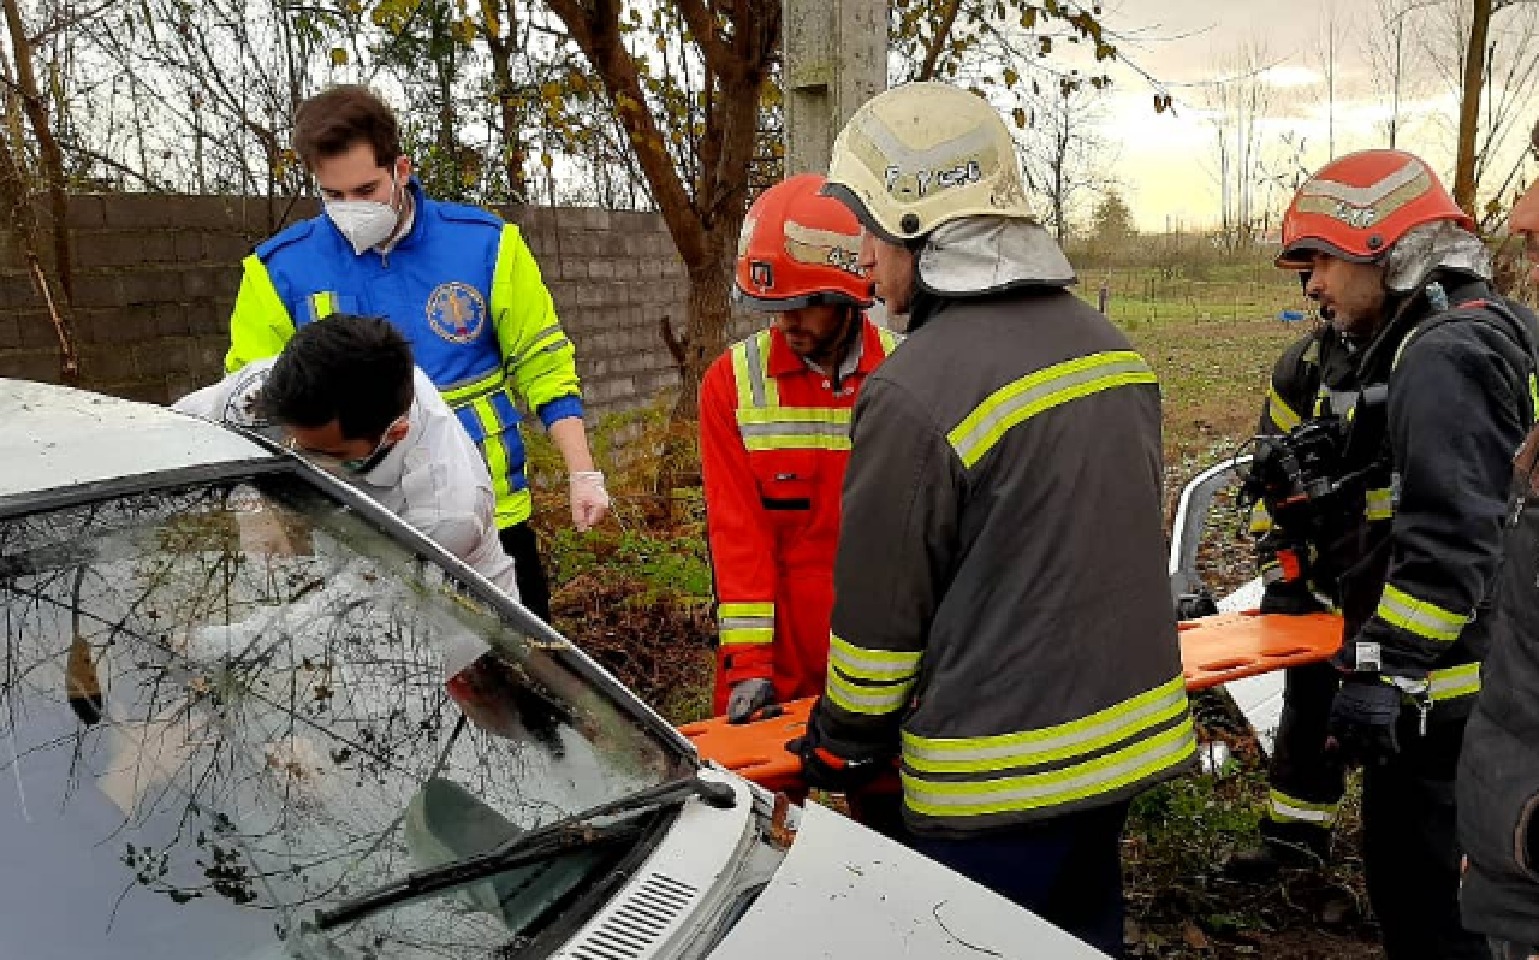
1225, 821, 1330, 880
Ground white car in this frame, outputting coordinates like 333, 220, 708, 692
0, 380, 1105, 960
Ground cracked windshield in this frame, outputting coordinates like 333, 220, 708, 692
0, 474, 685, 960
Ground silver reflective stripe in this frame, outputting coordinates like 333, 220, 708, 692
738, 421, 851, 438
719, 616, 774, 632
743, 332, 768, 408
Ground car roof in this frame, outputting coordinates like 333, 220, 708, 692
0, 379, 274, 500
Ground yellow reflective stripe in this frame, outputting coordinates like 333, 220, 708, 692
1376, 584, 1469, 644
720, 627, 774, 646
829, 634, 922, 682
876, 328, 902, 354
826, 667, 915, 716
1428, 662, 1481, 702
718, 601, 774, 646
307, 291, 338, 324
1529, 372, 1538, 423
730, 341, 757, 408
441, 366, 509, 405
1268, 788, 1338, 825
902, 676, 1189, 774
743, 434, 851, 452
947, 351, 1157, 469
756, 332, 779, 406
1249, 502, 1273, 535
469, 397, 513, 504
1365, 487, 1394, 522
719, 601, 773, 619
902, 721, 1198, 818
1269, 385, 1303, 432
736, 407, 852, 426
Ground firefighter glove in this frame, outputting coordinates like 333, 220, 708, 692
1326, 677, 1402, 766
1259, 581, 1327, 616
796, 738, 883, 793
726, 678, 776, 724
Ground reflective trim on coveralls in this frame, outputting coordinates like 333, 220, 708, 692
718, 601, 775, 647
947, 351, 1158, 469
901, 719, 1198, 818
731, 331, 853, 451
736, 407, 853, 451
1268, 788, 1339, 826
902, 676, 1190, 774
1250, 502, 1274, 536
1366, 486, 1395, 522
1376, 584, 1470, 644
1269, 386, 1304, 432
1427, 661, 1481, 702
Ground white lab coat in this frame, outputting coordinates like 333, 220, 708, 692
173, 362, 520, 600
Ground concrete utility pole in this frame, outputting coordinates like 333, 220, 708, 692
782, 0, 887, 178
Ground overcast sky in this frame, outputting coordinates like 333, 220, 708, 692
1071, 0, 1537, 230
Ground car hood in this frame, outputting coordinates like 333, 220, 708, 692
0, 380, 269, 499
709, 801, 1108, 959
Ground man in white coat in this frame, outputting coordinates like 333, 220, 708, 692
174, 313, 519, 600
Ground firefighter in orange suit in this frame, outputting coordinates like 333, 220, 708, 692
701, 173, 901, 721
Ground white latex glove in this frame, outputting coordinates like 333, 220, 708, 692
569, 470, 610, 532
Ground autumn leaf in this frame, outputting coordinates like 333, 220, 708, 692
329, 47, 348, 66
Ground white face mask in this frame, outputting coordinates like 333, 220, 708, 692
325, 172, 402, 255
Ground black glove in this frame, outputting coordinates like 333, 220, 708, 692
726, 678, 776, 724
795, 738, 884, 793
1325, 677, 1403, 766
1259, 581, 1327, 616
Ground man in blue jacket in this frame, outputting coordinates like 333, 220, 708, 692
225, 85, 607, 622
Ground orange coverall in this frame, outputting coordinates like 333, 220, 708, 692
700, 319, 899, 713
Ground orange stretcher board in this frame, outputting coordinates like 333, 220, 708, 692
679, 611, 1343, 793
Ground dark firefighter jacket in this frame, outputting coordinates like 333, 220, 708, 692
1458, 430, 1539, 944
1259, 275, 1537, 721
808, 285, 1197, 837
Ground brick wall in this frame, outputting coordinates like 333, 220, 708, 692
0, 194, 704, 418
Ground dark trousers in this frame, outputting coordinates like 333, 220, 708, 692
1262, 661, 1345, 851
904, 801, 1130, 958
1363, 714, 1487, 960
499, 522, 551, 624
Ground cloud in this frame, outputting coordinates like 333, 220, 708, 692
1257, 65, 1322, 89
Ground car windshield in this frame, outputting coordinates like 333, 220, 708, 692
0, 472, 689, 960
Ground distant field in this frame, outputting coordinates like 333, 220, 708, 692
1080, 263, 1309, 472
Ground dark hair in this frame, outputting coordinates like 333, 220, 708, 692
261, 314, 414, 441
292, 85, 401, 169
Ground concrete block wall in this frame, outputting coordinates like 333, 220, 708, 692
0, 194, 711, 419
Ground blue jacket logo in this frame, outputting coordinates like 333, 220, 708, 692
427, 282, 488, 344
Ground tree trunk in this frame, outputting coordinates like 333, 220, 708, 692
674, 232, 738, 422
1454, 0, 1493, 218
484, 3, 528, 203
3, 0, 73, 303
1, 0, 77, 382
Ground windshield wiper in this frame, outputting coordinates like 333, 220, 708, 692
311, 774, 737, 930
